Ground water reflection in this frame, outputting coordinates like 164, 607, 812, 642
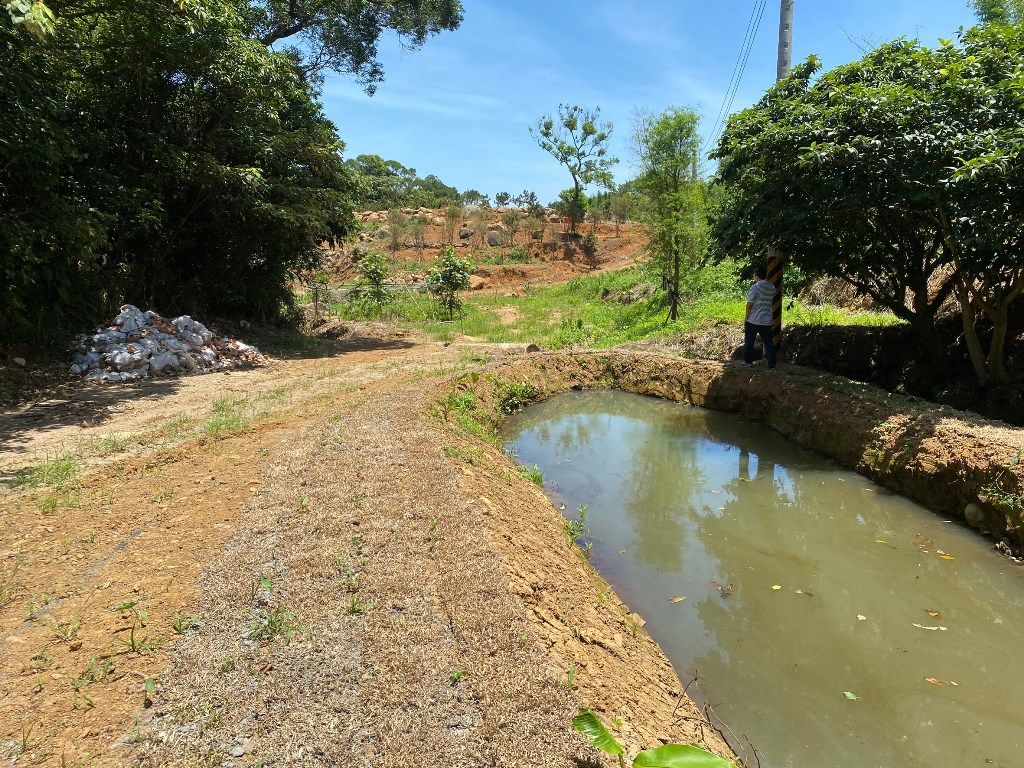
503, 390, 1024, 768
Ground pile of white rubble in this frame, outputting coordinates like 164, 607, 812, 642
71, 305, 265, 382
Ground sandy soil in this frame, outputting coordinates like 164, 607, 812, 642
0, 338, 733, 767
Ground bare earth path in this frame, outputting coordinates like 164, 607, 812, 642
0, 337, 730, 767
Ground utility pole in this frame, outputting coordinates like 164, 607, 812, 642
776, 0, 795, 80
768, 0, 794, 352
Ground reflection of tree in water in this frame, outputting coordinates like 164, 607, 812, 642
618, 407, 711, 572
687, 418, 917, 767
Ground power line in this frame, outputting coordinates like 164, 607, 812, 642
706, 0, 762, 147
703, 0, 769, 160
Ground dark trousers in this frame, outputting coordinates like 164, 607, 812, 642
744, 322, 776, 368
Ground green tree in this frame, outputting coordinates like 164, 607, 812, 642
387, 208, 409, 252
1, 0, 357, 346
407, 214, 427, 249
501, 209, 522, 245
461, 189, 489, 207
513, 189, 539, 209
713, 26, 1024, 385
469, 206, 490, 247
246, 0, 463, 88
441, 202, 461, 245
494, 191, 511, 208
345, 154, 459, 210
971, 0, 1024, 23
554, 189, 589, 233
634, 108, 705, 321
610, 194, 630, 236
1, 0, 462, 347
530, 104, 617, 234
354, 252, 392, 311
427, 246, 472, 319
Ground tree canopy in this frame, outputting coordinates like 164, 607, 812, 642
531, 104, 617, 233
345, 154, 460, 210
1, 0, 461, 347
712, 23, 1024, 385
633, 107, 705, 321
971, 0, 1024, 24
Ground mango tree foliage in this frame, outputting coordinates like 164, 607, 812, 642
712, 25, 1024, 384
4, 0, 54, 37
246, 0, 463, 86
937, 24, 1024, 384
633, 107, 706, 321
531, 104, 617, 234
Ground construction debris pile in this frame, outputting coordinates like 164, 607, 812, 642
71, 305, 265, 382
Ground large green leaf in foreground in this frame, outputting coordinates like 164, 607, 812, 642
572, 708, 625, 757
632, 744, 734, 768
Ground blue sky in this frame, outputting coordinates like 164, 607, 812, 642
322, 0, 977, 203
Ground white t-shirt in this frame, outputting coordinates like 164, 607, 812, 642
747, 280, 776, 327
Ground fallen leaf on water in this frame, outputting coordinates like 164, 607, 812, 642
950, 681, 959, 686
669, 596, 687, 604
857, 614, 867, 621
771, 585, 782, 591
924, 677, 943, 686
843, 691, 860, 700
939, 554, 957, 560
925, 609, 942, 619
913, 623, 948, 631
794, 589, 803, 594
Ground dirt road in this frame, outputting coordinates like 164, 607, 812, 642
0, 335, 730, 766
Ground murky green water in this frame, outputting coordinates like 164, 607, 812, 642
502, 390, 1024, 768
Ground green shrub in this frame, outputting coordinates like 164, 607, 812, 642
496, 380, 537, 414
506, 246, 531, 263
353, 252, 392, 312
427, 246, 473, 320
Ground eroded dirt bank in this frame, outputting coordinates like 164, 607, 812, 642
458, 351, 1024, 550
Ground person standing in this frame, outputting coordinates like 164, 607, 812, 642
744, 265, 777, 369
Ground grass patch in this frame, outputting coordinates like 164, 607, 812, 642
787, 302, 902, 328
10, 456, 79, 490
37, 488, 79, 515
435, 388, 501, 446
495, 380, 538, 414
249, 606, 302, 645
203, 396, 251, 438
86, 432, 136, 457
332, 263, 900, 350
518, 464, 544, 487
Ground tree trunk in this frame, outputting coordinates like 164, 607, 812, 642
986, 304, 1011, 384
668, 239, 680, 322
957, 281, 990, 385
570, 181, 581, 235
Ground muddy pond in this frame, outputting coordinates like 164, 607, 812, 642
502, 390, 1024, 768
